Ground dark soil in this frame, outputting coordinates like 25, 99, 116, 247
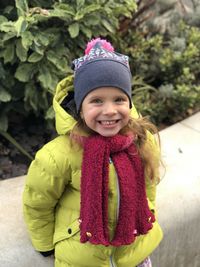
0, 116, 55, 180
1, 110, 198, 180
0, 117, 168, 180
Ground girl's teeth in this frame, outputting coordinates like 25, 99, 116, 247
101, 120, 116, 125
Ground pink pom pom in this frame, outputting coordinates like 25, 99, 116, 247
85, 38, 114, 55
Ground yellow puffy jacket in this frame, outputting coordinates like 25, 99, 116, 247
23, 76, 163, 267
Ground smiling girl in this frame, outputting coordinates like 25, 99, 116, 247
23, 38, 163, 267
81, 87, 130, 137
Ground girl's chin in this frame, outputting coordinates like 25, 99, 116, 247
95, 128, 121, 137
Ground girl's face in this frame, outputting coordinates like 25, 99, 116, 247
81, 87, 130, 137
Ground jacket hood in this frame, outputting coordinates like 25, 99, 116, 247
53, 75, 139, 135
53, 75, 77, 135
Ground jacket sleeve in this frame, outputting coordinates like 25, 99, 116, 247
23, 140, 71, 252
130, 105, 161, 215
146, 177, 157, 214
145, 131, 161, 215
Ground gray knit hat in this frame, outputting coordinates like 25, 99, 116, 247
72, 38, 132, 112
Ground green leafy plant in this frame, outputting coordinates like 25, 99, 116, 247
115, 19, 200, 125
0, 0, 137, 157
0, 0, 137, 130
1, 0, 200, 160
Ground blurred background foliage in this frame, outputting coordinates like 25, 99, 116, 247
0, 0, 199, 137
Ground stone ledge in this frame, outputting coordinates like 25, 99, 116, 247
151, 113, 200, 266
0, 176, 54, 267
1, 112, 200, 267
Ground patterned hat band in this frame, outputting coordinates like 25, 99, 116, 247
73, 48, 130, 72
72, 38, 132, 112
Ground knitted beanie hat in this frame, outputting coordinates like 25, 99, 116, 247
72, 38, 132, 112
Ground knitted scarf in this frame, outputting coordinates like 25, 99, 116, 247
80, 134, 155, 246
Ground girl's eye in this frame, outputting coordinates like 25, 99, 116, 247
91, 98, 102, 104
115, 97, 126, 102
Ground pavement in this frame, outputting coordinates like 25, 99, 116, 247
0, 112, 199, 267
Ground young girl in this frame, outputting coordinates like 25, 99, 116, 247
23, 38, 163, 267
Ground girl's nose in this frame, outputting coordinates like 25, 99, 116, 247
102, 103, 117, 115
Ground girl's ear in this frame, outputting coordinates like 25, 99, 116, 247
80, 111, 84, 120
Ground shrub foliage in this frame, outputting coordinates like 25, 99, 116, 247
0, 0, 199, 135
118, 21, 200, 124
0, 0, 137, 132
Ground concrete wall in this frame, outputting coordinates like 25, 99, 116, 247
0, 176, 53, 267
0, 112, 200, 267
151, 114, 200, 267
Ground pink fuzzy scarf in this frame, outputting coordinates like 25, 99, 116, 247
80, 134, 155, 246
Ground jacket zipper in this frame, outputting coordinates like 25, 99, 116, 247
109, 157, 120, 221
109, 157, 119, 267
110, 255, 117, 267
115, 172, 120, 221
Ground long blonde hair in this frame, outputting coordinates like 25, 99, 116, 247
123, 116, 161, 183
70, 115, 161, 184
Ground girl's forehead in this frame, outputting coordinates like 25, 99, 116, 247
87, 87, 127, 96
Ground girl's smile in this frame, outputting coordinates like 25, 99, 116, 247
98, 120, 120, 126
81, 87, 131, 137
